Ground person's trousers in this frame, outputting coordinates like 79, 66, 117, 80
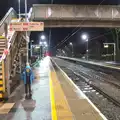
25, 83, 31, 95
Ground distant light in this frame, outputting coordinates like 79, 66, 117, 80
104, 45, 109, 48
45, 44, 48, 47
44, 41, 47, 45
35, 46, 40, 49
41, 35, 45, 40
69, 42, 72, 45
40, 42, 43, 45
81, 34, 88, 41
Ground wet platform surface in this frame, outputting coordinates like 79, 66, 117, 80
51, 58, 106, 120
0, 57, 51, 120
0, 57, 107, 120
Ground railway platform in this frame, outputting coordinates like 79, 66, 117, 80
0, 57, 107, 120
58, 56, 120, 71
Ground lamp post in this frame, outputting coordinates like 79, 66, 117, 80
41, 35, 45, 40
39, 42, 42, 59
18, 0, 21, 18
24, 0, 29, 64
30, 40, 34, 57
69, 42, 74, 57
103, 43, 116, 61
39, 35, 47, 58
48, 0, 53, 52
81, 34, 89, 60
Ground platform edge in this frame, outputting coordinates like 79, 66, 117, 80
49, 71, 58, 120
51, 58, 108, 120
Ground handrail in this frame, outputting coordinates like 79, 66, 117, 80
0, 8, 17, 27
28, 7, 33, 20
0, 18, 21, 63
0, 8, 17, 36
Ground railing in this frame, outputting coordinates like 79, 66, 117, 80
0, 8, 17, 35
28, 7, 33, 20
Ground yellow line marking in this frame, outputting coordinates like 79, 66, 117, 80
0, 103, 15, 114
0, 94, 3, 98
105, 65, 120, 69
49, 71, 73, 120
49, 72, 58, 120
0, 36, 5, 39
0, 87, 3, 91
2, 61, 5, 92
0, 81, 3, 84
12, 18, 18, 20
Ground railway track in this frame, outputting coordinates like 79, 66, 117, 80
66, 67, 120, 108
59, 66, 120, 120
74, 65, 120, 90
53, 58, 120, 120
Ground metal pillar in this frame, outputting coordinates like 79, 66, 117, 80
72, 44, 74, 57
25, 0, 29, 64
114, 43, 116, 62
30, 41, 32, 57
70, 43, 74, 57
86, 39, 88, 61
48, 0, 53, 52
49, 29, 51, 51
18, 0, 21, 18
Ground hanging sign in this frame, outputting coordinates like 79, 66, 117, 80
9, 22, 44, 31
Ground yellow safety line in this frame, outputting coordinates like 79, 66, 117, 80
0, 36, 5, 39
0, 81, 3, 85
0, 93, 3, 98
49, 72, 58, 120
105, 65, 120, 69
0, 87, 3, 91
49, 70, 73, 120
2, 61, 5, 93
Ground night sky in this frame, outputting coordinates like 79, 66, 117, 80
0, 0, 120, 55
1, 0, 119, 16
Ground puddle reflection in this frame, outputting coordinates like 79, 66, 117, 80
21, 99, 36, 120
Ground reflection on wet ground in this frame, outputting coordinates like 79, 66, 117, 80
21, 99, 36, 120
0, 58, 51, 120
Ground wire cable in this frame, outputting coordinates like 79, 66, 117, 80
54, 0, 106, 48
88, 30, 112, 41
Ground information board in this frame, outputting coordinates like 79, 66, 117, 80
9, 22, 44, 31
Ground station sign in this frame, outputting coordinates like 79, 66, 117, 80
9, 22, 44, 31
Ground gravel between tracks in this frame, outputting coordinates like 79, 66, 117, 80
54, 58, 120, 102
